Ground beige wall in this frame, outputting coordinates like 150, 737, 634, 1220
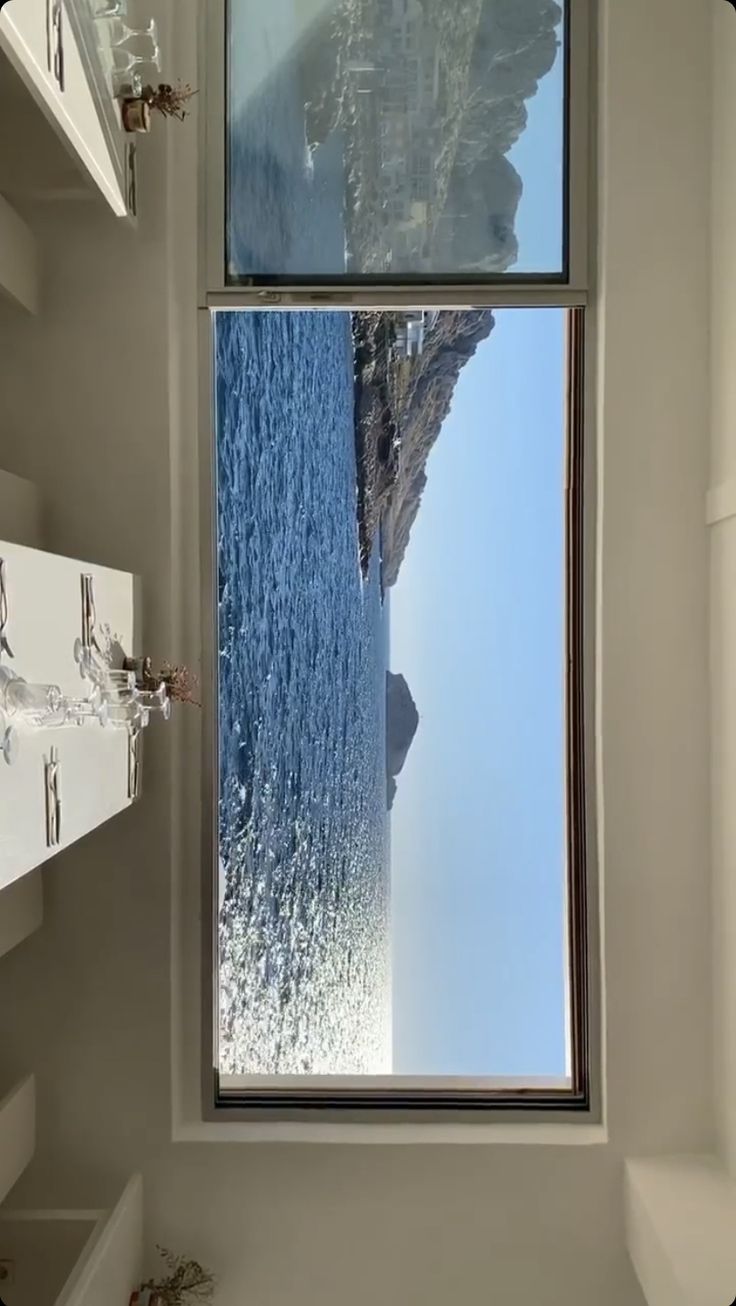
711, 0, 736, 1177
596, 0, 712, 1156
0, 0, 715, 1300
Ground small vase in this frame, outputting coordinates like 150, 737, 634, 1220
121, 98, 151, 133
129, 1291, 165, 1306
123, 654, 156, 690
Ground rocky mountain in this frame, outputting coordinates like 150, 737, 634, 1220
382, 310, 495, 586
460, 0, 563, 166
435, 0, 563, 273
352, 310, 495, 581
302, 0, 564, 275
386, 671, 419, 810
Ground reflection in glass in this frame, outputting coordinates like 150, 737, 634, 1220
226, 0, 566, 279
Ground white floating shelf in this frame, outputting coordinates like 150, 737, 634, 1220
0, 870, 42, 961
57, 1174, 144, 1306
0, 540, 140, 891
0, 193, 37, 314
0, 469, 44, 549
0, 0, 127, 216
0, 1174, 143, 1306
0, 1076, 35, 1207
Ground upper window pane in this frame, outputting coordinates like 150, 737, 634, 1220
226, 0, 567, 281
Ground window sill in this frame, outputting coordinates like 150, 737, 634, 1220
172, 1118, 608, 1145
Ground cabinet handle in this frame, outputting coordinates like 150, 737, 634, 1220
45, 747, 62, 847
0, 559, 14, 659
47, 0, 65, 92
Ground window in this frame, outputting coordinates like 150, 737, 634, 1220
213, 304, 588, 1105
201, 0, 594, 1114
217, 0, 578, 283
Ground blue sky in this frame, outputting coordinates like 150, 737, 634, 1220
508, 13, 564, 273
388, 13, 568, 1079
389, 308, 568, 1078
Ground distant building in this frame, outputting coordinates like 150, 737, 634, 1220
371, 0, 442, 268
393, 310, 439, 359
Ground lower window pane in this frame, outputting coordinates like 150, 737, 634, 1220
215, 307, 576, 1090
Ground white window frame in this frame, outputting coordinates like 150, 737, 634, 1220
195, 0, 600, 1122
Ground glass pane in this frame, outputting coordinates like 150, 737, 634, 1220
226, 0, 567, 281
215, 307, 572, 1085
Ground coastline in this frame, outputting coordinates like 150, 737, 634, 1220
351, 308, 495, 588
351, 311, 404, 576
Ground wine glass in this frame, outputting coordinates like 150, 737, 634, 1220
110, 47, 149, 76
94, 0, 127, 17
136, 683, 171, 718
99, 700, 150, 730
74, 641, 136, 700
0, 670, 63, 726
111, 17, 157, 48
49, 697, 106, 728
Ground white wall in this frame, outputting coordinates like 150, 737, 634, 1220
626, 1156, 736, 1306
710, 0, 736, 1178
0, 0, 715, 1301
596, 0, 712, 1155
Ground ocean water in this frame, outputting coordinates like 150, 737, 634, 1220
227, 0, 347, 277
215, 311, 390, 1075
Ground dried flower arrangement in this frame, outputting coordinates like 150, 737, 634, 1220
123, 656, 200, 705
158, 662, 200, 705
138, 1246, 215, 1306
142, 81, 197, 121
121, 81, 197, 134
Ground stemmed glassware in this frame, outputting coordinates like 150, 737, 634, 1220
74, 638, 171, 731
110, 17, 157, 48
94, 0, 127, 18
110, 47, 150, 77
135, 682, 171, 718
99, 700, 151, 730
95, 5, 161, 92
0, 668, 64, 726
108, 17, 159, 71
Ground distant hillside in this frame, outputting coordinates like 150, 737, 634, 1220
302, 0, 563, 274
352, 310, 495, 582
383, 310, 495, 586
433, 0, 563, 272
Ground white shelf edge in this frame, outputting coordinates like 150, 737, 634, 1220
55, 1173, 143, 1306
0, 1075, 35, 1207
0, 193, 38, 313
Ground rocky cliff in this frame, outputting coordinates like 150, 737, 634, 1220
435, 0, 563, 273
386, 671, 419, 810
382, 310, 495, 586
303, 0, 564, 275
353, 310, 495, 580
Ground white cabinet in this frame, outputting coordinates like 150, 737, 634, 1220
0, 540, 139, 891
0, 0, 127, 216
